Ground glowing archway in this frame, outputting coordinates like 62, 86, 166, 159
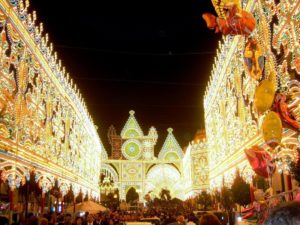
101, 164, 118, 182
145, 164, 184, 200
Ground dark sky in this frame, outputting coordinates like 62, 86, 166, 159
30, 0, 220, 154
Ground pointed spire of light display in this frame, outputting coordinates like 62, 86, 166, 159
158, 128, 183, 160
121, 110, 144, 138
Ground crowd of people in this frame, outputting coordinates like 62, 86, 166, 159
4, 200, 300, 225
10, 209, 222, 225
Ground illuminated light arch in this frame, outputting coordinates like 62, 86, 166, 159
92, 190, 99, 199
35, 172, 55, 193
125, 185, 138, 194
164, 152, 180, 161
145, 164, 184, 199
273, 136, 300, 174
2, 170, 24, 189
102, 149, 108, 160
72, 183, 81, 197
58, 179, 71, 196
101, 163, 119, 182
0, 162, 30, 189
124, 129, 140, 138
81, 186, 89, 197
145, 162, 181, 176
0, 161, 30, 180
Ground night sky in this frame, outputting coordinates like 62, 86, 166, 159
30, 0, 220, 154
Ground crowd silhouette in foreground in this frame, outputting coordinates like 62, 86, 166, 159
4, 201, 300, 225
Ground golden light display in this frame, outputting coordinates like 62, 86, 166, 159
0, 0, 103, 204
0, 0, 299, 210
102, 111, 184, 200
204, 0, 300, 190
101, 111, 208, 201
182, 139, 209, 198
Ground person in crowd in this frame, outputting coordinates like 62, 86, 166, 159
98, 214, 108, 225
0, 215, 9, 225
57, 214, 65, 225
93, 214, 100, 225
186, 221, 195, 225
86, 215, 94, 225
107, 218, 114, 225
10, 213, 19, 225
18, 213, 26, 225
169, 215, 186, 225
40, 218, 49, 225
264, 201, 300, 225
74, 217, 83, 225
82, 213, 89, 225
64, 214, 72, 225
111, 212, 119, 225
23, 213, 35, 225
48, 212, 57, 225
187, 212, 198, 225
28, 216, 39, 225
199, 213, 221, 225
164, 214, 175, 225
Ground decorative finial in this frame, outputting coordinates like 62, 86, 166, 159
41, 36, 45, 47
39, 23, 43, 33
27, 13, 32, 25
20, 0, 24, 11
167, 128, 173, 133
54, 52, 57, 62
129, 110, 135, 115
50, 43, 53, 53
33, 11, 36, 23
58, 59, 61, 70
45, 33, 48, 44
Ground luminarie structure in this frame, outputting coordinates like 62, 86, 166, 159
0, 0, 103, 210
101, 111, 208, 200
204, 0, 300, 190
